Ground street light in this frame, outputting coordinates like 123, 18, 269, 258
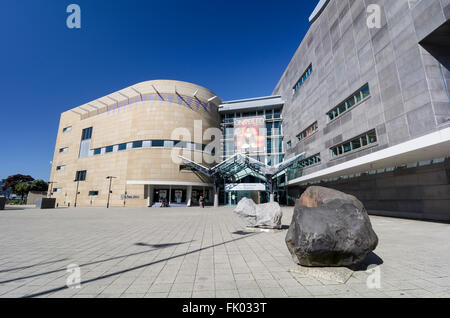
106, 176, 117, 208
47, 181, 57, 198
74, 179, 81, 208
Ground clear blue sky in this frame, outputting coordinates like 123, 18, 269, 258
0, 0, 317, 181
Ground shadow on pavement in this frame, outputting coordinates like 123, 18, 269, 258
22, 232, 260, 298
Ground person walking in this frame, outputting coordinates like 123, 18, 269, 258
199, 195, 205, 208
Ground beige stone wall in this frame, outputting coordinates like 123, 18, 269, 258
49, 80, 221, 208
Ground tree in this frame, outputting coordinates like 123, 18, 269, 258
14, 182, 31, 200
1, 174, 34, 194
30, 180, 49, 192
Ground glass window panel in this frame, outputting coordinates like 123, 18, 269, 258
105, 146, 113, 153
118, 143, 127, 151
94, 148, 101, 155
343, 142, 352, 153
361, 135, 368, 146
352, 138, 361, 150
152, 140, 164, 147
361, 84, 370, 98
368, 131, 377, 144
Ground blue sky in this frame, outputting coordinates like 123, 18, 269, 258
0, 0, 317, 181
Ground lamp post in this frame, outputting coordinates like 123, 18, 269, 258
74, 179, 80, 208
47, 181, 57, 198
106, 176, 117, 208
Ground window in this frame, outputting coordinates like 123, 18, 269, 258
328, 84, 370, 121
56, 165, 66, 171
273, 121, 281, 135
293, 64, 313, 93
118, 143, 127, 151
75, 170, 87, 181
179, 165, 194, 172
53, 188, 62, 193
105, 146, 113, 153
94, 148, 101, 155
274, 109, 281, 119
63, 126, 72, 133
89, 191, 99, 196
81, 127, 93, 140
297, 122, 318, 142
152, 140, 164, 147
287, 141, 292, 149
59, 147, 68, 153
132, 141, 143, 149
331, 130, 377, 158
266, 122, 273, 136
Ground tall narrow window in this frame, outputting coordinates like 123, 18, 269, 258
75, 170, 87, 181
81, 127, 93, 140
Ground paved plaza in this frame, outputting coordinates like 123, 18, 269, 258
0, 206, 449, 298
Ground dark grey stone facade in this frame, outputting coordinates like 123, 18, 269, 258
274, 0, 450, 220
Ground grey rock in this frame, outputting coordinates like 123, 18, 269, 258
0, 197, 5, 210
286, 195, 378, 267
298, 186, 364, 211
234, 198, 282, 229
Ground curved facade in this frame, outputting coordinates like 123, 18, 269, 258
50, 80, 221, 207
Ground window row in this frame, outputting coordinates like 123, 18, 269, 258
293, 64, 312, 93
297, 121, 318, 142
331, 130, 377, 158
221, 109, 282, 124
328, 84, 370, 121
286, 154, 321, 181
92, 139, 211, 156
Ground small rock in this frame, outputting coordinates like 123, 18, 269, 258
234, 198, 282, 229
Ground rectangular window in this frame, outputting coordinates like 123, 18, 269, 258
89, 191, 99, 196
63, 126, 72, 133
59, 147, 68, 153
152, 140, 164, 147
293, 64, 313, 94
132, 141, 143, 149
105, 146, 113, 153
297, 121, 318, 142
331, 130, 377, 158
266, 122, 273, 136
287, 140, 292, 149
118, 143, 127, 151
327, 84, 370, 121
94, 148, 101, 155
56, 165, 66, 171
81, 127, 93, 140
53, 188, 62, 193
75, 170, 87, 181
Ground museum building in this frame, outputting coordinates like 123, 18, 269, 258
51, 0, 450, 221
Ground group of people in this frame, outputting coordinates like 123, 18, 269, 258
160, 195, 205, 208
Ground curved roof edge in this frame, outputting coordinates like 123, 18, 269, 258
309, 0, 330, 24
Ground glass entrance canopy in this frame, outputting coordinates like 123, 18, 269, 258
179, 152, 306, 205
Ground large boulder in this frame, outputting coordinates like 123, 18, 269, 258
234, 198, 282, 229
298, 186, 364, 210
286, 187, 378, 267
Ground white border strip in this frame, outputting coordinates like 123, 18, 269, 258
127, 180, 213, 187
289, 127, 450, 185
